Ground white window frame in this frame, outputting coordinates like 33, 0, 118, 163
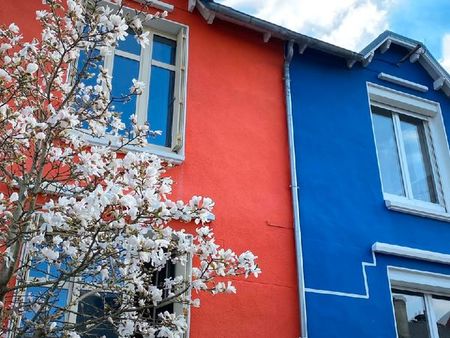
367, 82, 450, 222
388, 267, 450, 338
13, 229, 193, 337
82, 3, 189, 163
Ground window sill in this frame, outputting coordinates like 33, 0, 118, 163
384, 197, 450, 222
84, 134, 185, 164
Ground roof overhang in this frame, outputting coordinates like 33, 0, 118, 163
191, 0, 363, 64
360, 31, 450, 97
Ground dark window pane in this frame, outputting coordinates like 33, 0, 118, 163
135, 261, 175, 338
152, 35, 176, 65
399, 115, 437, 203
147, 66, 175, 147
111, 55, 140, 130
372, 107, 405, 196
392, 290, 431, 338
76, 292, 119, 338
432, 296, 450, 338
117, 30, 141, 55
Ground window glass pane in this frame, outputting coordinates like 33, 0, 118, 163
76, 292, 119, 338
399, 115, 437, 203
22, 286, 68, 336
147, 66, 175, 147
392, 290, 431, 338
152, 35, 176, 65
116, 30, 141, 55
432, 296, 450, 338
77, 49, 102, 88
111, 55, 140, 130
28, 261, 49, 279
134, 261, 175, 338
372, 107, 405, 196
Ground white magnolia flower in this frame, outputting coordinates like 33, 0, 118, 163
0, 69, 11, 82
25, 63, 38, 74
41, 247, 59, 261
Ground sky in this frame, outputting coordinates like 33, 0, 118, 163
216, 0, 450, 72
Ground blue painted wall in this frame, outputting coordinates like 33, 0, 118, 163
290, 43, 450, 337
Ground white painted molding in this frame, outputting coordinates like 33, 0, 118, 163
363, 36, 450, 97
367, 82, 439, 117
379, 39, 391, 54
362, 52, 374, 67
385, 198, 450, 222
373, 242, 450, 265
188, 0, 196, 12
389, 267, 450, 294
133, 0, 174, 12
305, 250, 378, 299
263, 31, 271, 43
434, 77, 446, 91
378, 73, 428, 92
410, 47, 424, 63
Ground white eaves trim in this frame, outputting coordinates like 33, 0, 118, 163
373, 242, 450, 265
378, 72, 428, 92
362, 34, 450, 97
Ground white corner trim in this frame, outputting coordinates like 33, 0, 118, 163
367, 82, 439, 117
133, 0, 174, 12
378, 73, 428, 92
384, 198, 450, 222
373, 242, 450, 265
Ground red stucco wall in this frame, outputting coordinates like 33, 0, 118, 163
0, 1, 300, 337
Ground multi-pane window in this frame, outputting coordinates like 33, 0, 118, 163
78, 22, 187, 157
392, 289, 450, 338
19, 259, 189, 337
371, 105, 439, 204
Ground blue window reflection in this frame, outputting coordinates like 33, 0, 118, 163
152, 35, 176, 65
148, 66, 175, 147
77, 49, 102, 88
111, 55, 140, 130
117, 30, 141, 55
22, 286, 68, 335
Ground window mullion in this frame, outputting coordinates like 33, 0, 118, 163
393, 112, 413, 199
137, 32, 153, 126
102, 47, 115, 101
424, 294, 439, 338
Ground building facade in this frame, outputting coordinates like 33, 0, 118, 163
0, 1, 300, 337
289, 31, 450, 337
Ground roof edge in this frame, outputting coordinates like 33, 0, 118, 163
196, 0, 363, 62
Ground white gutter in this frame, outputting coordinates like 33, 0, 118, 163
284, 40, 308, 338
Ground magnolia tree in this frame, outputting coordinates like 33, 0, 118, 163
0, 0, 260, 337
